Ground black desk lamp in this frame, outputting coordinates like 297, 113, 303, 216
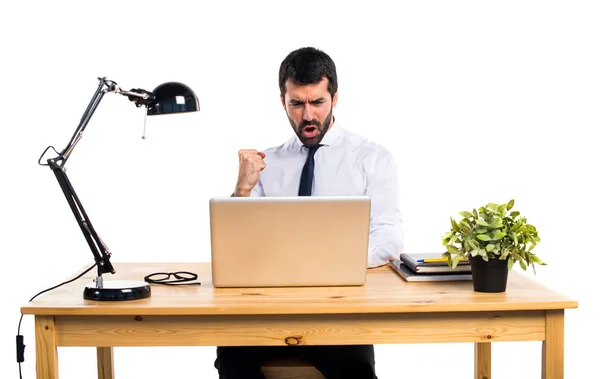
38, 77, 199, 301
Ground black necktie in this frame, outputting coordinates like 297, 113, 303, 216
298, 145, 322, 196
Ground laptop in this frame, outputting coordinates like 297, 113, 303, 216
209, 196, 371, 288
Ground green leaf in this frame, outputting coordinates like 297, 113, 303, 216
488, 216, 502, 228
447, 245, 460, 254
507, 199, 515, 210
490, 230, 506, 241
531, 254, 544, 264
477, 234, 492, 241
467, 239, 477, 251
508, 256, 515, 270
476, 219, 489, 227
511, 232, 518, 245
485, 244, 495, 252
473, 208, 478, 219
451, 218, 460, 232
459, 221, 471, 234
510, 211, 520, 218
459, 211, 473, 219
452, 256, 460, 268
498, 204, 507, 217
519, 260, 527, 270
487, 203, 498, 213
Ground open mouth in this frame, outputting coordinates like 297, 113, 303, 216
302, 126, 318, 138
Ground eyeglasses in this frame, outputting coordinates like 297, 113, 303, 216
144, 271, 201, 286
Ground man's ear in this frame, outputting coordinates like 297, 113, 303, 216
332, 92, 338, 108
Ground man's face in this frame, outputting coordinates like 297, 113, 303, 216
281, 78, 338, 147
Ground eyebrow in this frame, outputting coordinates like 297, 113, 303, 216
289, 97, 326, 104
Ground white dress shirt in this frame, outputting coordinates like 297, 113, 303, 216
251, 123, 404, 268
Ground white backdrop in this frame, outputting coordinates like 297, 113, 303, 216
2, 1, 598, 378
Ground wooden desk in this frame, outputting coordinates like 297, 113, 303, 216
21, 262, 578, 379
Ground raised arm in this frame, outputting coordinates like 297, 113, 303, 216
233, 149, 266, 197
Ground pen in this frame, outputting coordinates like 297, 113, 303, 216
417, 257, 466, 263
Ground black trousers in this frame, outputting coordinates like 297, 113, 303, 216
214, 345, 377, 379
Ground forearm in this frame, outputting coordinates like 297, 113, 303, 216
365, 149, 404, 268
367, 212, 404, 267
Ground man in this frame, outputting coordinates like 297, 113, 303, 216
215, 47, 404, 379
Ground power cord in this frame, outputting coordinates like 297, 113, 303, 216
16, 263, 97, 378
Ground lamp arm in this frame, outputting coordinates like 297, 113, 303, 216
40, 77, 121, 278
47, 158, 115, 276
59, 78, 154, 162
61, 78, 113, 163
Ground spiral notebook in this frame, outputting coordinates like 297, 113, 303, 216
390, 260, 472, 282
400, 253, 471, 273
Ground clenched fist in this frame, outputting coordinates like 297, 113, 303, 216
234, 149, 266, 197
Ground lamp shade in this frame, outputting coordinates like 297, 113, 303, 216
147, 82, 200, 115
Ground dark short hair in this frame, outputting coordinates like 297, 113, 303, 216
279, 47, 338, 99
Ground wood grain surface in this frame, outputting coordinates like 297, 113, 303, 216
21, 262, 578, 316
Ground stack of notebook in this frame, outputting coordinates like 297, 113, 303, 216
390, 253, 473, 282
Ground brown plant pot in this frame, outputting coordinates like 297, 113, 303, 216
469, 255, 508, 293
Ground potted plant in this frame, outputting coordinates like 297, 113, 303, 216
441, 199, 545, 292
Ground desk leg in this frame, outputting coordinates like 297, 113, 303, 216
97, 347, 114, 379
474, 342, 491, 379
542, 310, 564, 379
35, 316, 58, 379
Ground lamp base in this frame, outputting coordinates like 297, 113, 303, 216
83, 280, 151, 301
